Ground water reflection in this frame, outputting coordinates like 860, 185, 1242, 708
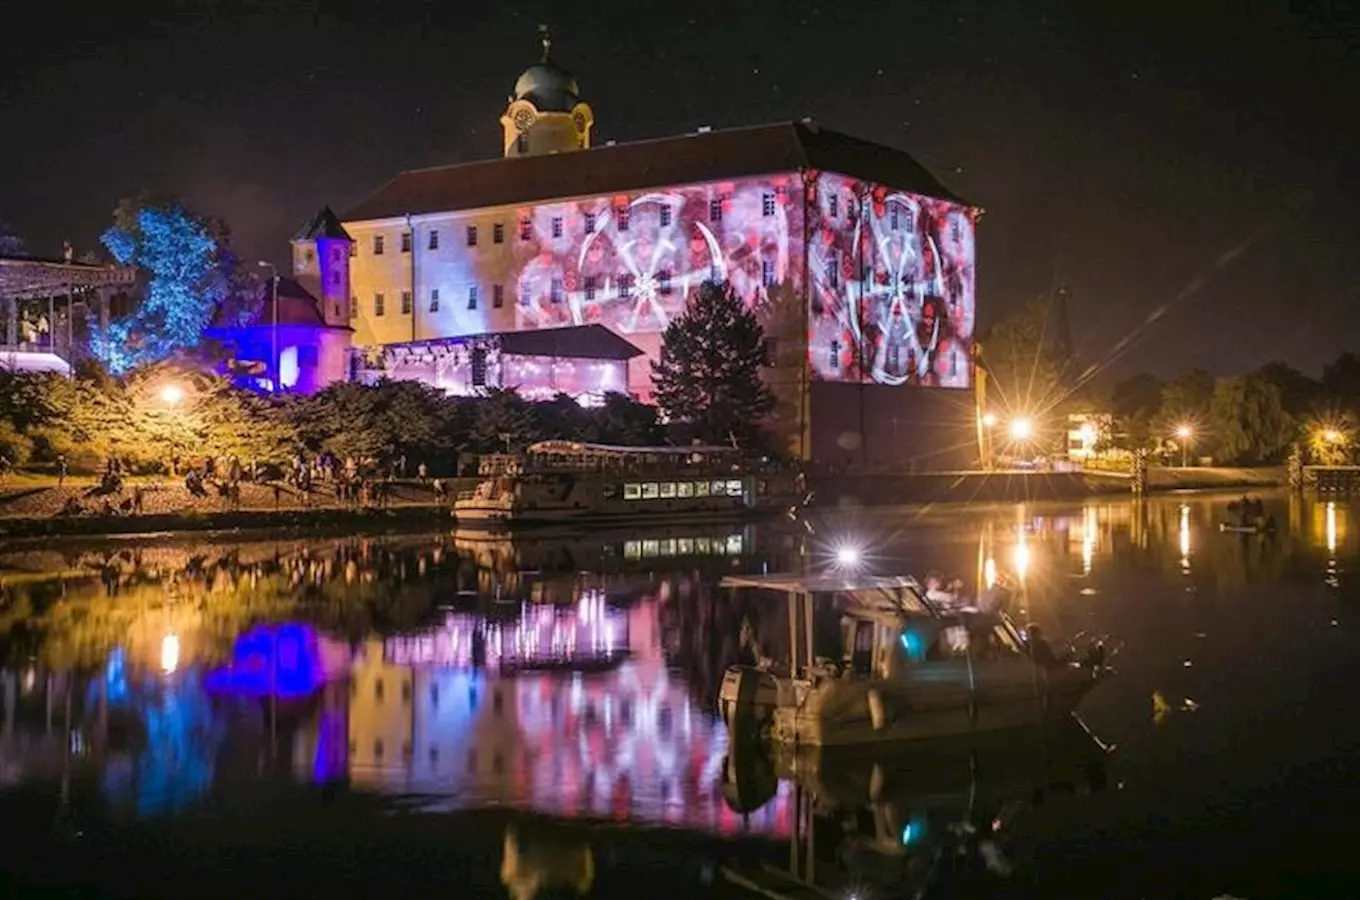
1, 493, 1358, 896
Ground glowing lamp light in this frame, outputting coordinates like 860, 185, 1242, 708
1078, 422, 1097, 444
161, 632, 180, 675
1009, 417, 1033, 441
1322, 428, 1342, 444
834, 545, 862, 569
981, 412, 998, 428
1175, 424, 1194, 440
159, 383, 185, 406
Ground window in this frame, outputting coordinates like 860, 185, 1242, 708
708, 198, 722, 223
428, 230, 439, 250
493, 222, 504, 244
466, 225, 478, 247
659, 482, 677, 499
467, 285, 478, 310
890, 207, 900, 231
550, 278, 564, 304
617, 207, 630, 231
619, 273, 635, 298
677, 482, 695, 498
493, 284, 504, 308
761, 259, 775, 287
298, 345, 318, 367
349, 242, 357, 258
373, 235, 385, 255
658, 269, 673, 296
584, 275, 597, 301
551, 216, 563, 238
659, 205, 672, 227
726, 480, 744, 497
519, 218, 532, 240
695, 480, 710, 497
349, 297, 358, 319
951, 219, 962, 242
429, 288, 440, 312
584, 212, 596, 233
826, 257, 839, 288
400, 232, 412, 253
304, 247, 314, 264
624, 483, 641, 500
761, 192, 775, 216
374, 293, 385, 316
641, 483, 660, 499
470, 348, 488, 386
829, 195, 839, 218
519, 282, 531, 307
829, 339, 840, 369
401, 291, 413, 314
517, 132, 531, 153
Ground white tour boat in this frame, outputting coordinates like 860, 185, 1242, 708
453, 440, 793, 530
718, 572, 1110, 747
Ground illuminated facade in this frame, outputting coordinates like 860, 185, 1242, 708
327, 33, 979, 463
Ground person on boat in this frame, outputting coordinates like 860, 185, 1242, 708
924, 573, 962, 608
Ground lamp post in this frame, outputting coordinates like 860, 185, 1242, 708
257, 261, 279, 393
1175, 424, 1194, 468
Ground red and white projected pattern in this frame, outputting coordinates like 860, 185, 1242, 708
510, 176, 800, 335
807, 172, 976, 388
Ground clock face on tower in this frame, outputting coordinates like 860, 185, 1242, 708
513, 107, 535, 132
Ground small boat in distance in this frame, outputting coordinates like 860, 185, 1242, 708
718, 572, 1110, 747
453, 440, 794, 530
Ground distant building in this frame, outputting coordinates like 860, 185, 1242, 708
293, 29, 981, 466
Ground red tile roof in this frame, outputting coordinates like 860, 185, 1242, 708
341, 120, 972, 222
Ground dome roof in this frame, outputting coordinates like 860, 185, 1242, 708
513, 59, 580, 112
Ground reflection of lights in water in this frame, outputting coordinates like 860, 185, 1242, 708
1179, 505, 1191, 572
160, 633, 180, 674
983, 557, 997, 589
1326, 501, 1337, 554
1013, 535, 1030, 582
1081, 506, 1097, 575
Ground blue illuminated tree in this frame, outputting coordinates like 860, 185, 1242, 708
95, 198, 224, 372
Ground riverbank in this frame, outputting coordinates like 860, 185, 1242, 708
0, 466, 1287, 539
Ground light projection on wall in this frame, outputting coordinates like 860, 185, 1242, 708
807, 173, 976, 389
509, 177, 799, 334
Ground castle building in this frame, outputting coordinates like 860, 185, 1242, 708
311, 31, 980, 465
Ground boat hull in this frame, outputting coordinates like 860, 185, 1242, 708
769, 665, 1102, 747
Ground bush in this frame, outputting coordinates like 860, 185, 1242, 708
0, 420, 33, 468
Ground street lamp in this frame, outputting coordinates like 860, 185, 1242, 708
257, 261, 280, 393
1175, 424, 1194, 468
159, 383, 185, 406
1009, 417, 1033, 441
981, 412, 998, 428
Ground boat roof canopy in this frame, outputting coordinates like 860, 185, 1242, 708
527, 440, 737, 457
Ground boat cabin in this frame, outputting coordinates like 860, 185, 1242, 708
477, 441, 744, 477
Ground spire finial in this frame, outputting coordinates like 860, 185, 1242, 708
537, 24, 551, 61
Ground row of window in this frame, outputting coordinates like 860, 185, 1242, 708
622, 480, 746, 501
361, 192, 794, 257
357, 285, 507, 318
623, 534, 745, 559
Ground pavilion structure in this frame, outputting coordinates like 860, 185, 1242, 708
0, 255, 136, 374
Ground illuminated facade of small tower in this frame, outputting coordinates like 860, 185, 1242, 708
500, 27, 594, 159
291, 206, 354, 326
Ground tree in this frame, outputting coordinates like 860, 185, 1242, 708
652, 280, 774, 447
1207, 374, 1294, 464
95, 197, 226, 372
1322, 352, 1360, 415
1105, 372, 1163, 450
0, 220, 25, 257
979, 295, 1073, 418
1153, 369, 1214, 440
471, 388, 537, 452
1254, 362, 1320, 422
582, 392, 662, 446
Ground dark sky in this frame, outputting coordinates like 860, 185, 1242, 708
2, 0, 1357, 381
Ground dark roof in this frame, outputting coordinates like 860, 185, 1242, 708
395, 324, 643, 361
293, 206, 353, 242
341, 121, 972, 222
209, 278, 346, 330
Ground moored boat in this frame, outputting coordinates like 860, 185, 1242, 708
453, 440, 795, 530
718, 572, 1110, 747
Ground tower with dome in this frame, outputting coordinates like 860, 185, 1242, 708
295, 28, 982, 467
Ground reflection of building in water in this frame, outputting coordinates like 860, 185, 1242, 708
347, 638, 414, 788
349, 597, 789, 836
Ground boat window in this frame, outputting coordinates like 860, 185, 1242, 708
677, 482, 695, 498
725, 480, 744, 497
624, 540, 641, 559
726, 534, 743, 554
642, 539, 659, 556
711, 480, 726, 496
660, 482, 678, 498
696, 481, 711, 497
642, 483, 660, 499
696, 537, 712, 553
677, 538, 694, 555
624, 483, 641, 500
660, 539, 676, 555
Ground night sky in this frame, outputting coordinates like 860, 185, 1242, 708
2, 1, 1357, 381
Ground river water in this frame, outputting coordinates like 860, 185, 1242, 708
0, 491, 1355, 898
